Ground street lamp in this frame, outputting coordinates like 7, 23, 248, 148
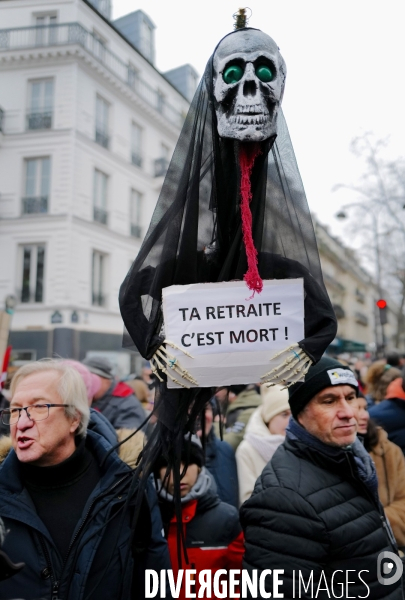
334, 207, 385, 356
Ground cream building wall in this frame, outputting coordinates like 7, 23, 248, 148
0, 0, 192, 371
315, 218, 400, 354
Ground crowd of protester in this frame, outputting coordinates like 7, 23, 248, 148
0, 350, 405, 598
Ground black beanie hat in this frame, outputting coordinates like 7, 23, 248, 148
288, 357, 359, 418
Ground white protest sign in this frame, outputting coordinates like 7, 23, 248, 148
162, 279, 304, 388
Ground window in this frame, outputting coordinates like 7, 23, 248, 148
128, 63, 139, 89
27, 79, 53, 130
93, 169, 108, 224
90, 0, 111, 19
20, 245, 45, 303
161, 143, 170, 161
130, 189, 142, 238
154, 143, 170, 177
12, 350, 37, 366
95, 95, 109, 148
22, 157, 50, 214
35, 14, 57, 46
140, 19, 153, 61
157, 90, 165, 114
92, 29, 107, 62
92, 251, 106, 306
131, 122, 142, 167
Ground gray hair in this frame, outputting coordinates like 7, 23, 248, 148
10, 359, 90, 438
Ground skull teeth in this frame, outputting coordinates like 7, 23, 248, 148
231, 114, 267, 125
235, 105, 269, 115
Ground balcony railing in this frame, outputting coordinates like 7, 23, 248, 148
95, 129, 109, 149
332, 304, 345, 320
26, 111, 52, 130
130, 223, 142, 238
131, 152, 142, 168
355, 311, 368, 326
93, 206, 108, 225
154, 157, 169, 178
19, 289, 44, 303
22, 196, 48, 214
92, 292, 106, 307
0, 23, 185, 129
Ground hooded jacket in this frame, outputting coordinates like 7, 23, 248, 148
158, 469, 244, 600
369, 378, 405, 454
369, 426, 405, 547
216, 389, 262, 452
0, 413, 170, 600
240, 427, 404, 600
236, 406, 284, 504
92, 380, 146, 430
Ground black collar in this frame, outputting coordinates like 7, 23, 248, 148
18, 437, 93, 489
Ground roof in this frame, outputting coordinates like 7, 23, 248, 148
81, 0, 189, 102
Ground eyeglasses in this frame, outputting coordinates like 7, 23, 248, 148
1, 404, 73, 425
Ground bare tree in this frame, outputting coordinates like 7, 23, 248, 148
334, 132, 405, 348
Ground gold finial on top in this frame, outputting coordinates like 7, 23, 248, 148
233, 7, 251, 29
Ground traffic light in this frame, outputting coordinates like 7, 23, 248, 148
376, 299, 388, 325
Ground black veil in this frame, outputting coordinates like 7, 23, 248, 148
120, 28, 336, 366
119, 27, 336, 517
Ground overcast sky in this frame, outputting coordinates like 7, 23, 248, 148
113, 0, 405, 246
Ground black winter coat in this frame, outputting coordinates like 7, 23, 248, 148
0, 428, 170, 600
240, 436, 404, 600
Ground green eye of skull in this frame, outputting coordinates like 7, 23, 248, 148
223, 64, 244, 84
255, 65, 274, 82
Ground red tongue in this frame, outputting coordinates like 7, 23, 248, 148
239, 143, 263, 296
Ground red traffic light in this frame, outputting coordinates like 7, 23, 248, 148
376, 299, 387, 309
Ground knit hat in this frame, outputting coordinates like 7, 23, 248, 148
288, 357, 359, 418
82, 356, 114, 380
260, 385, 290, 424
63, 360, 101, 401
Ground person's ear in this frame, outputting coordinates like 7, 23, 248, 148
69, 411, 81, 434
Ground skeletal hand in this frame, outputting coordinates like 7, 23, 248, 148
260, 343, 313, 388
150, 340, 198, 388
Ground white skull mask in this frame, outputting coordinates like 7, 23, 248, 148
213, 30, 286, 142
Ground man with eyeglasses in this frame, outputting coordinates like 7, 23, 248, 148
0, 359, 169, 600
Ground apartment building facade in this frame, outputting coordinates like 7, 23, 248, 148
0, 0, 194, 374
315, 219, 401, 355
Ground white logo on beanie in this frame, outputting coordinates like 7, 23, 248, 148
327, 368, 358, 388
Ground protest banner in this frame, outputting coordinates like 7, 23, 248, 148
162, 279, 304, 387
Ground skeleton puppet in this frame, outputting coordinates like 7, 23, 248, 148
119, 27, 337, 460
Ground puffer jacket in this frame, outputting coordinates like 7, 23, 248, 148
159, 471, 244, 600
92, 380, 146, 430
369, 378, 405, 455
370, 427, 405, 547
236, 406, 284, 504
0, 420, 170, 600
240, 434, 404, 600
205, 430, 239, 509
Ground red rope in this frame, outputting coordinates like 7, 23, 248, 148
239, 143, 263, 295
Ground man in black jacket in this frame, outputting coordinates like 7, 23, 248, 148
0, 359, 169, 600
241, 357, 404, 600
